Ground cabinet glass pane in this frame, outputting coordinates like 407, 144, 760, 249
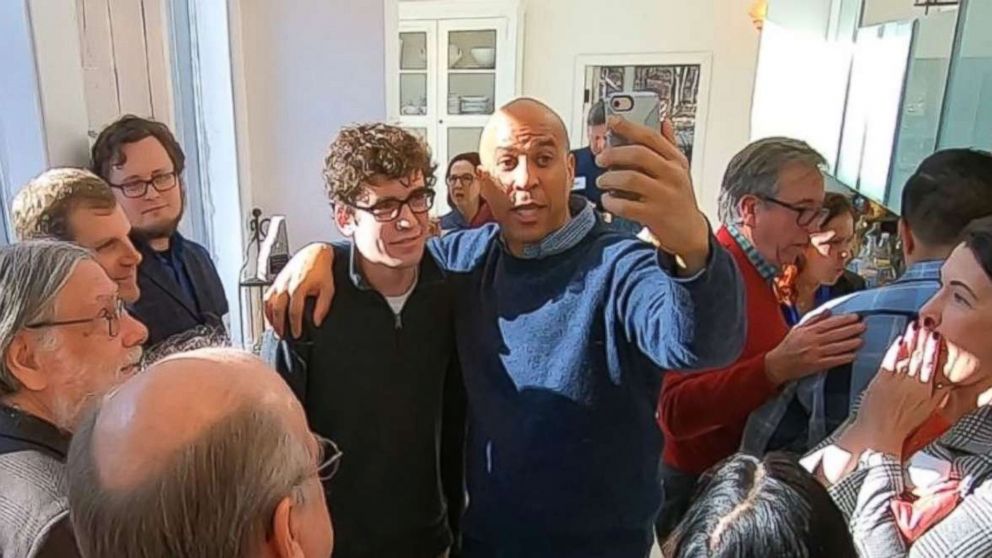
400, 73, 428, 116
447, 127, 484, 164
448, 30, 497, 70
400, 32, 428, 70
448, 74, 495, 115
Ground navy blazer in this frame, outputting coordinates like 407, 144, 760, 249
129, 233, 229, 348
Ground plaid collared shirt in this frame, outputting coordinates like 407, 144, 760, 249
726, 224, 778, 282
802, 405, 992, 558
741, 261, 944, 455
513, 195, 597, 260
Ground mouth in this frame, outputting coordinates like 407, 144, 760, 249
119, 360, 141, 375
142, 205, 168, 215
390, 235, 423, 247
510, 203, 545, 222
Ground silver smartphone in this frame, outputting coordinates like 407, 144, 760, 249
603, 92, 661, 201
605, 91, 661, 147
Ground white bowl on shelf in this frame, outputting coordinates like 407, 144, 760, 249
471, 47, 496, 68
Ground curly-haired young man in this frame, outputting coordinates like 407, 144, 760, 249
265, 123, 465, 558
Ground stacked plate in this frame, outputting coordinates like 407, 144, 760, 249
460, 96, 491, 114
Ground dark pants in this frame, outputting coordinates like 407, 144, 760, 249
655, 462, 699, 545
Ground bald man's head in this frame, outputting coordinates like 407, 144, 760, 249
477, 96, 576, 255
88, 348, 305, 488
67, 348, 334, 558
479, 97, 571, 168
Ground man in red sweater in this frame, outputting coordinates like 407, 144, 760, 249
655, 137, 866, 538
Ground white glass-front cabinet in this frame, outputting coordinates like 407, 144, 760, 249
394, 1, 523, 215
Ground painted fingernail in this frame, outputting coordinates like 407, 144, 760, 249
923, 317, 936, 328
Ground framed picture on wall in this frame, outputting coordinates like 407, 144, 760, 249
571, 52, 712, 186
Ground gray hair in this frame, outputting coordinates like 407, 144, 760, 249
141, 324, 232, 368
0, 240, 93, 395
717, 137, 827, 226
68, 403, 314, 558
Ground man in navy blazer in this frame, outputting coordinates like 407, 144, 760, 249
90, 115, 229, 349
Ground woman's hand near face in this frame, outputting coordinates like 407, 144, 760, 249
852, 323, 951, 458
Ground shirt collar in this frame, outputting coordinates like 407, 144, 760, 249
897, 260, 944, 283
0, 405, 70, 460
348, 243, 374, 290
504, 195, 596, 260
347, 242, 440, 291
727, 224, 779, 282
134, 231, 186, 258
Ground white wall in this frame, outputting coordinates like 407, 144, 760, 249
519, 0, 761, 220
237, 0, 388, 247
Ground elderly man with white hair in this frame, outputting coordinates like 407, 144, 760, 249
0, 240, 147, 557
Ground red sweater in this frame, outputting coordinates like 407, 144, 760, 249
659, 226, 788, 474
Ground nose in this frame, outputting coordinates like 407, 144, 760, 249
143, 183, 162, 201
394, 202, 417, 230
122, 238, 142, 266
919, 296, 942, 331
120, 312, 149, 347
510, 156, 538, 192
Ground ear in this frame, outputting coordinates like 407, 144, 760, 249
739, 196, 759, 229
899, 218, 915, 257
6, 333, 50, 392
565, 151, 576, 195
334, 205, 357, 238
268, 496, 304, 558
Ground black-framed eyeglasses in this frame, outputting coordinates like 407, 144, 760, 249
343, 188, 436, 222
758, 195, 829, 227
109, 171, 179, 199
25, 296, 127, 338
314, 434, 343, 483
446, 174, 475, 187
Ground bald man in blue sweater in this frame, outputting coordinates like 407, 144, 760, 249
266, 98, 746, 557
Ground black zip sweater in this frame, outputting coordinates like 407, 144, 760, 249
268, 243, 466, 558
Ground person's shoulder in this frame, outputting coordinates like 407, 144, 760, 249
0, 451, 68, 523
820, 278, 935, 318
439, 211, 462, 230
428, 224, 500, 271
178, 236, 219, 265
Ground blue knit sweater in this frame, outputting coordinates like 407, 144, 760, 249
427, 219, 746, 557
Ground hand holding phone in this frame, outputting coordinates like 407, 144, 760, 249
601, 92, 661, 201
596, 103, 710, 272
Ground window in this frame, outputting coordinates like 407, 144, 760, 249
166, 0, 245, 345
571, 53, 712, 187
0, 157, 10, 245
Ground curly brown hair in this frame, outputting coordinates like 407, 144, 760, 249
323, 123, 436, 206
